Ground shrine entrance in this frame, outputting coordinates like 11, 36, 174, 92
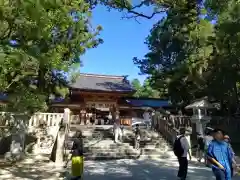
50, 73, 170, 126
83, 101, 117, 125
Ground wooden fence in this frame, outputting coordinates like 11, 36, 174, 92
152, 113, 240, 145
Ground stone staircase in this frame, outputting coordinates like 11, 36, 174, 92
65, 125, 173, 160
65, 126, 140, 160
138, 129, 174, 159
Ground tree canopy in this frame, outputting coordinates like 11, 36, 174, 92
0, 0, 102, 114
2, 0, 240, 115
131, 79, 162, 98
133, 0, 240, 114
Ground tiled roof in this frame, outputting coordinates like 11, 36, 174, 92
0, 94, 8, 101
125, 98, 170, 108
70, 73, 135, 92
185, 97, 214, 109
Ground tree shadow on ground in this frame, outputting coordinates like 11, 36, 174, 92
82, 158, 240, 180
1, 156, 240, 180
0, 156, 60, 180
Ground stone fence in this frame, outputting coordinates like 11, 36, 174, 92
0, 112, 64, 158
0, 112, 63, 128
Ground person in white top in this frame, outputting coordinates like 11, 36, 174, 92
177, 128, 191, 180
113, 119, 121, 143
143, 111, 151, 121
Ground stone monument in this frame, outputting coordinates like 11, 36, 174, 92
185, 97, 213, 136
5, 114, 27, 161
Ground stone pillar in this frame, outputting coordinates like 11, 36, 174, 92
196, 120, 204, 135
8, 132, 25, 160
5, 115, 26, 161
55, 130, 65, 165
186, 134, 192, 157
63, 108, 70, 126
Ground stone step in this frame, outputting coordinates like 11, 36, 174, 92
65, 135, 168, 151
64, 148, 141, 160
143, 143, 168, 149
64, 128, 172, 160
142, 147, 170, 154
68, 144, 135, 151
64, 151, 173, 161
64, 146, 172, 161
65, 139, 168, 151
83, 147, 169, 154
64, 139, 169, 153
83, 152, 141, 160
68, 127, 162, 139
68, 130, 113, 138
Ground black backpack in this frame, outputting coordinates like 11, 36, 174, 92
173, 135, 184, 157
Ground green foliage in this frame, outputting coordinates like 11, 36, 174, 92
131, 79, 161, 98
0, 0, 102, 114
134, 0, 240, 114
131, 79, 142, 97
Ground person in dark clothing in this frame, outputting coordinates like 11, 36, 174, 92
65, 131, 84, 180
134, 124, 141, 150
90, 117, 94, 125
197, 133, 205, 162
176, 127, 191, 180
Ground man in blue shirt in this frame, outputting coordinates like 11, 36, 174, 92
207, 129, 233, 180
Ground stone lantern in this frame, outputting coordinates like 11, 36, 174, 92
185, 97, 214, 135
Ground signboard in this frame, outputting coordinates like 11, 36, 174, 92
86, 102, 116, 109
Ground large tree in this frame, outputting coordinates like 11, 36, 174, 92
0, 0, 102, 114
131, 78, 162, 98
134, 0, 209, 104
132, 0, 240, 114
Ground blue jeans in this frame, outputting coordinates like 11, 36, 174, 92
213, 169, 226, 180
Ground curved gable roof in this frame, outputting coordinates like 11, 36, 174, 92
70, 73, 135, 92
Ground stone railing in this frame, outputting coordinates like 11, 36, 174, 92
0, 112, 64, 128
28, 113, 63, 127
152, 113, 192, 144
152, 113, 193, 156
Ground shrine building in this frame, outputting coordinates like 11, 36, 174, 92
50, 73, 170, 125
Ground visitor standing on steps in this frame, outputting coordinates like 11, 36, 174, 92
196, 133, 205, 163
224, 135, 238, 177
207, 129, 233, 180
173, 127, 191, 180
65, 131, 84, 180
113, 111, 122, 143
113, 119, 120, 143
134, 124, 141, 150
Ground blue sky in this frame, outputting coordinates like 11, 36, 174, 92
81, 5, 163, 83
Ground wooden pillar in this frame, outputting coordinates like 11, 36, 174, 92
80, 104, 86, 125
111, 105, 116, 123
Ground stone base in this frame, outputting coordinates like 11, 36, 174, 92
4, 151, 25, 162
